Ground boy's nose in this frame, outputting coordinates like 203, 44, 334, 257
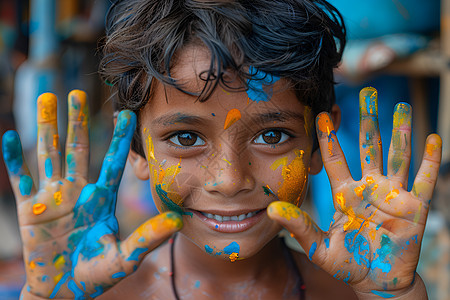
203, 150, 255, 198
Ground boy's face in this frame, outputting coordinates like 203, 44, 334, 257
138, 46, 319, 261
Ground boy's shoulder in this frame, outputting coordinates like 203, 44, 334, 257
290, 248, 358, 299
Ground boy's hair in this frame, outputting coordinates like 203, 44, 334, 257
100, 0, 346, 157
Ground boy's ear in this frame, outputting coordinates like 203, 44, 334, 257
113, 114, 150, 181
129, 150, 150, 180
309, 104, 341, 175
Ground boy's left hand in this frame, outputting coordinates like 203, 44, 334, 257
268, 87, 441, 298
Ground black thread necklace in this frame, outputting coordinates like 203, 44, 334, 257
169, 234, 305, 300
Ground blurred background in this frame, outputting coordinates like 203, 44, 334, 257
0, 0, 448, 299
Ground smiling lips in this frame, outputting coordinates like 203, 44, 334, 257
191, 209, 266, 233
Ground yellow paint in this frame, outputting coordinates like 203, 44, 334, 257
144, 129, 156, 161
33, 203, 47, 215
229, 252, 239, 262
270, 156, 288, 170
54, 191, 62, 205
277, 150, 306, 206
223, 158, 232, 165
269, 201, 300, 220
69, 90, 89, 127
37, 93, 57, 123
385, 188, 399, 203
354, 184, 366, 199
54, 255, 65, 269
371, 184, 378, 195
413, 202, 422, 224
54, 273, 63, 284
223, 108, 241, 130
359, 87, 378, 116
335, 193, 362, 231
369, 229, 377, 241
366, 176, 375, 185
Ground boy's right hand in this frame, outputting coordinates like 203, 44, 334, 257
2, 91, 182, 299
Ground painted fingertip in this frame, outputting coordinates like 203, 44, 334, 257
393, 102, 412, 128
68, 90, 88, 120
315, 112, 334, 134
116, 110, 137, 132
159, 211, 183, 230
267, 201, 301, 221
425, 134, 442, 157
359, 86, 378, 116
2, 131, 23, 175
37, 93, 57, 123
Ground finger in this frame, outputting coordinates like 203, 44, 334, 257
316, 112, 352, 189
267, 201, 329, 266
387, 102, 412, 186
97, 110, 136, 190
359, 87, 383, 175
37, 93, 62, 186
65, 90, 90, 179
411, 134, 442, 202
2, 131, 36, 201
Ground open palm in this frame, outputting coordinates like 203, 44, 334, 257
2, 91, 182, 299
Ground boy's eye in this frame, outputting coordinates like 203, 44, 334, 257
169, 132, 205, 147
253, 130, 290, 145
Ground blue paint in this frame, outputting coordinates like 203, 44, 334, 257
371, 234, 393, 274
308, 242, 317, 260
333, 270, 341, 278
365, 203, 371, 209
370, 290, 395, 298
2, 131, 23, 174
30, 230, 35, 237
211, 113, 215, 116
112, 272, 126, 279
138, 237, 145, 243
223, 242, 240, 255
66, 153, 76, 174
205, 245, 213, 254
344, 230, 369, 266
36, 261, 45, 267
365, 155, 370, 164
412, 235, 418, 244
376, 223, 383, 230
19, 175, 33, 196
126, 247, 148, 261
194, 280, 201, 289
80, 281, 86, 291
45, 157, 53, 178
68, 280, 85, 299
343, 271, 351, 283
42, 275, 49, 282
246, 66, 280, 102
49, 272, 70, 298
324, 238, 330, 248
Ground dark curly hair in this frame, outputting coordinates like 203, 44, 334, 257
100, 0, 346, 157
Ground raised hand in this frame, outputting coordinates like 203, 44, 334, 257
268, 87, 441, 298
2, 91, 182, 299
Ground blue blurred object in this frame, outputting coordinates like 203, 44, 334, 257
330, 0, 440, 40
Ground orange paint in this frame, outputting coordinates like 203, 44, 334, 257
354, 184, 366, 199
33, 203, 47, 215
277, 150, 306, 206
335, 192, 362, 231
37, 93, 57, 123
229, 252, 239, 262
385, 188, 399, 203
53, 134, 59, 149
69, 90, 89, 127
366, 176, 375, 185
223, 108, 241, 130
29, 260, 36, 269
54, 191, 62, 205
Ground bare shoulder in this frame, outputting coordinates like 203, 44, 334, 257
98, 241, 173, 299
291, 250, 358, 300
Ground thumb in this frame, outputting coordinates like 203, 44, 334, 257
268, 201, 329, 265
120, 211, 183, 270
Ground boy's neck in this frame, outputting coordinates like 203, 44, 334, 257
175, 233, 289, 287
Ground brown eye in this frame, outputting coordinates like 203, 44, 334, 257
169, 132, 205, 147
254, 130, 290, 145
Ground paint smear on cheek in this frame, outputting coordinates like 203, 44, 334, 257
277, 149, 306, 206
223, 108, 241, 130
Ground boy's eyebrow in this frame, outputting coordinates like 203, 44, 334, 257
152, 113, 207, 126
250, 111, 305, 124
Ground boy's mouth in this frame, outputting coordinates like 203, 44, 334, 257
190, 208, 266, 233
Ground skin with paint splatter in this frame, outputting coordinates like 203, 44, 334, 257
2, 91, 182, 298
268, 87, 442, 298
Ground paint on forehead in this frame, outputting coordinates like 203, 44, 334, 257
277, 149, 306, 206
246, 66, 280, 102
223, 108, 241, 130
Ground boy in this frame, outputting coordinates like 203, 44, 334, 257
1, 0, 442, 299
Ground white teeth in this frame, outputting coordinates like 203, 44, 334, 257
201, 210, 261, 222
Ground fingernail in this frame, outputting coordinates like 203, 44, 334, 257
359, 87, 378, 116
37, 93, 57, 123
268, 201, 301, 221
2, 131, 23, 174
